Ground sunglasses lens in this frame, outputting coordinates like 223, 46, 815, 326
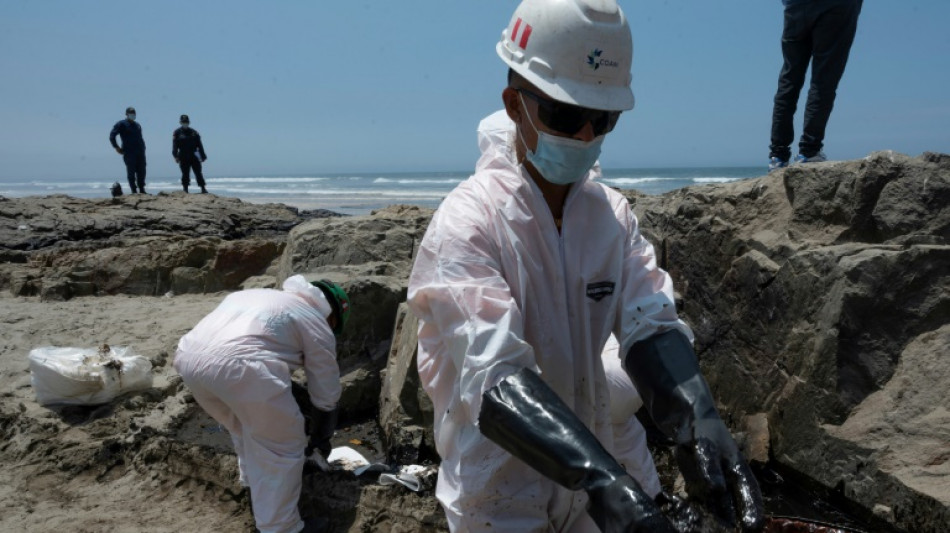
524, 90, 620, 136
594, 111, 621, 136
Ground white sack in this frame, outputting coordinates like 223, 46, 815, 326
28, 345, 153, 406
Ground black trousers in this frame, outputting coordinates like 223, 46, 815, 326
179, 158, 206, 189
123, 152, 147, 192
769, 0, 862, 160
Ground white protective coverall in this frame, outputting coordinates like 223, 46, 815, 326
407, 110, 692, 533
601, 334, 663, 499
174, 275, 340, 533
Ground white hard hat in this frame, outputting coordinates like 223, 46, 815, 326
497, 0, 634, 111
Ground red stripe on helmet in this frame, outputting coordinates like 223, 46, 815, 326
519, 24, 533, 49
511, 18, 522, 42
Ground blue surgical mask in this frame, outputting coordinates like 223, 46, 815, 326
127, 114, 136, 121
519, 94, 603, 185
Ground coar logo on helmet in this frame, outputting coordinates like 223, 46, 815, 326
587, 49, 603, 70
587, 48, 619, 70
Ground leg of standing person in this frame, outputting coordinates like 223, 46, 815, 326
180, 159, 191, 192
798, 0, 863, 158
192, 159, 207, 193
124, 153, 138, 193
769, 4, 813, 164
135, 156, 147, 194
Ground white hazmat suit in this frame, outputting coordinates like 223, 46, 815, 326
602, 334, 662, 499
174, 275, 340, 533
407, 111, 692, 533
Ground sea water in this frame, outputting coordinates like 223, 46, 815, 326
0, 166, 764, 216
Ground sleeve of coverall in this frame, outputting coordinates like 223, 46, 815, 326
296, 314, 341, 412
197, 134, 206, 159
171, 131, 179, 158
615, 204, 693, 358
407, 198, 539, 424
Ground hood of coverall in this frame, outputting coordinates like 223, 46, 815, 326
282, 275, 333, 319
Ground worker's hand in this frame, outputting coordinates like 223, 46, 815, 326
115, 147, 123, 155
201, 156, 207, 162
306, 407, 338, 459
675, 418, 764, 532
626, 330, 765, 533
588, 476, 678, 533
479, 368, 679, 532
174, 157, 180, 164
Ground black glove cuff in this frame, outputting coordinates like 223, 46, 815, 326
308, 407, 338, 457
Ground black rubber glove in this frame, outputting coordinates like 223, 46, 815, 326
626, 329, 765, 532
306, 407, 338, 459
479, 368, 677, 533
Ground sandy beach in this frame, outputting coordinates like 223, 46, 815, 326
0, 292, 254, 532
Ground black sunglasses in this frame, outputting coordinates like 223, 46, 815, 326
518, 88, 621, 136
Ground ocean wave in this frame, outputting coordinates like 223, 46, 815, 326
601, 177, 669, 186
373, 177, 464, 185
691, 177, 741, 183
212, 187, 448, 198
212, 177, 329, 183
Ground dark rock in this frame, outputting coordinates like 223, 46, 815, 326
275, 205, 435, 371
379, 303, 436, 466
0, 193, 310, 251
0, 193, 306, 298
629, 151, 950, 533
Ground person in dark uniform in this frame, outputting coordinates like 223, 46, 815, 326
768, 0, 863, 171
172, 114, 208, 193
110, 106, 147, 194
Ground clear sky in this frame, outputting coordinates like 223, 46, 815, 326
1, 1, 948, 180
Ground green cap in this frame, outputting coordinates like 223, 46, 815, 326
312, 280, 350, 335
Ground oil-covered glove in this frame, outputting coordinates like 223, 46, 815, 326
626, 330, 765, 532
306, 407, 337, 459
479, 368, 677, 533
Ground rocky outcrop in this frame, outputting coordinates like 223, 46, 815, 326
288, 151, 948, 531
628, 151, 949, 532
0, 192, 336, 299
275, 205, 434, 370
0, 192, 310, 250
3, 151, 945, 531
379, 303, 437, 466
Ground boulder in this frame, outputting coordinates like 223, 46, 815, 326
0, 193, 332, 299
275, 205, 435, 369
277, 204, 434, 282
4, 236, 284, 299
0, 192, 307, 251
379, 303, 436, 465
628, 151, 950, 532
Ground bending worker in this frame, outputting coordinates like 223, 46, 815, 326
109, 106, 147, 194
406, 1, 765, 531
174, 275, 351, 533
172, 114, 209, 193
